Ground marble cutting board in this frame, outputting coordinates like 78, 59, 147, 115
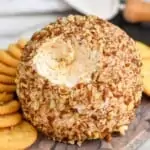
28, 96, 150, 150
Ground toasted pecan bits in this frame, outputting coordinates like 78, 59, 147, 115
16, 15, 142, 144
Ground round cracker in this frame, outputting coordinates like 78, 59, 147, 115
0, 74, 15, 84
141, 58, 150, 96
0, 121, 37, 150
0, 93, 14, 103
0, 51, 19, 68
143, 76, 150, 96
0, 63, 16, 76
0, 83, 16, 93
136, 41, 150, 59
8, 44, 22, 60
141, 59, 150, 96
0, 100, 20, 115
17, 39, 28, 49
141, 59, 150, 76
0, 113, 22, 128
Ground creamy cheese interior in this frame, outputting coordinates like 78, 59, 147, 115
33, 37, 100, 87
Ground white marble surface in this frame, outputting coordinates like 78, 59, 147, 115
0, 0, 123, 48
0, 0, 126, 48
0, 14, 63, 48
0, 0, 71, 48
0, 0, 70, 14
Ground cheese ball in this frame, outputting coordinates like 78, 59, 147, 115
16, 15, 143, 144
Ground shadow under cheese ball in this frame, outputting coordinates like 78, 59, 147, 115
16, 15, 143, 144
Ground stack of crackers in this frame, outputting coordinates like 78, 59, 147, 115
0, 39, 37, 150
137, 41, 150, 96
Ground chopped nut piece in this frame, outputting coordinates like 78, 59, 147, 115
119, 125, 128, 135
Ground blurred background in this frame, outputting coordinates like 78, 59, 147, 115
0, 0, 150, 48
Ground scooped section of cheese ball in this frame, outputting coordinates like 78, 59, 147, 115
16, 15, 143, 144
